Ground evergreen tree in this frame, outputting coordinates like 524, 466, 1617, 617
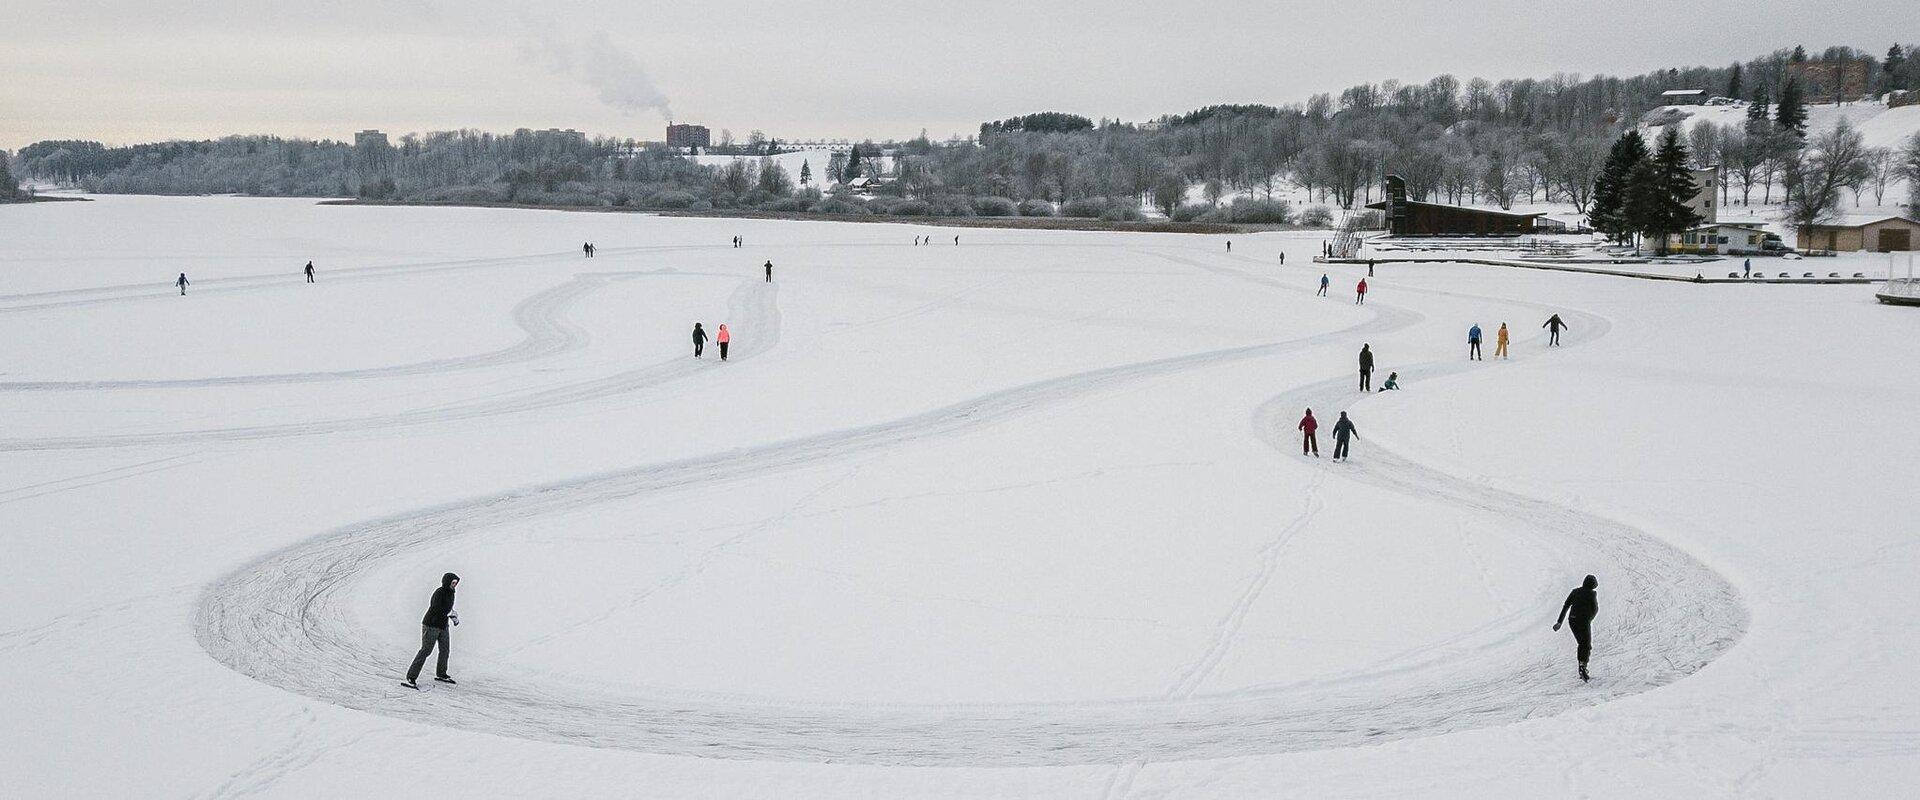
799, 159, 812, 186
843, 145, 864, 183
0, 153, 19, 200
1888, 45, 1908, 88
1590, 130, 1648, 245
1747, 85, 1771, 130
1790, 45, 1808, 63
1726, 63, 1744, 99
1636, 128, 1704, 254
1775, 77, 1808, 136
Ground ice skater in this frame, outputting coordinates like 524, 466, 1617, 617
1378, 371, 1400, 391
304, 261, 315, 283
1226, 240, 1232, 252
176, 273, 190, 295
1468, 324, 1483, 361
764, 260, 773, 283
1543, 314, 1568, 346
692, 322, 707, 358
716, 324, 731, 361
1495, 323, 1510, 359
1358, 343, 1374, 391
1279, 252, 1286, 265
1298, 408, 1319, 457
1355, 278, 1368, 304
1743, 258, 1751, 279
583, 242, 592, 258
1367, 259, 1376, 277
1318, 273, 1330, 296
1553, 574, 1599, 682
953, 235, 960, 245
402, 572, 460, 689
1331, 411, 1357, 461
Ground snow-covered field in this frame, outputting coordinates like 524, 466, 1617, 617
2, 195, 1917, 797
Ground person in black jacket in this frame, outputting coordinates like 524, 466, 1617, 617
692, 323, 706, 358
404, 572, 460, 688
304, 261, 315, 283
1358, 344, 1375, 391
764, 260, 773, 283
1543, 314, 1569, 346
1331, 411, 1357, 461
1553, 574, 1599, 681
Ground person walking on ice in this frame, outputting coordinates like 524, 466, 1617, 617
1318, 273, 1330, 296
1279, 252, 1286, 265
1298, 408, 1320, 457
1468, 323, 1483, 361
304, 261, 315, 283
1495, 323, 1510, 359
1358, 343, 1375, 391
1226, 240, 1232, 252
1355, 278, 1368, 304
582, 242, 592, 258
691, 323, 707, 358
1331, 411, 1357, 461
402, 572, 460, 689
716, 324, 731, 361
1553, 574, 1599, 682
764, 260, 773, 283
1543, 314, 1568, 346
176, 273, 190, 295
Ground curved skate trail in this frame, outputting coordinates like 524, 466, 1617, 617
195, 250, 1743, 766
0, 275, 777, 451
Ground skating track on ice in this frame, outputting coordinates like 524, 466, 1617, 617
142, 238, 1752, 767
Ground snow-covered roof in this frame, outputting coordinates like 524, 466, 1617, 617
1661, 89, 1706, 96
1812, 214, 1920, 228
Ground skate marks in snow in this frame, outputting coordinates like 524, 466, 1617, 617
194, 315, 1411, 767
0, 277, 777, 452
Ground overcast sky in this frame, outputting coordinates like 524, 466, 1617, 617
2, 0, 1910, 151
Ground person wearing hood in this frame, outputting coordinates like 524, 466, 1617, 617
1543, 314, 1568, 346
692, 323, 707, 358
1495, 323, 1510, 359
1553, 574, 1600, 682
1358, 343, 1375, 391
1468, 324, 1483, 361
1331, 411, 1358, 461
1298, 409, 1320, 457
716, 324, 732, 361
404, 572, 460, 689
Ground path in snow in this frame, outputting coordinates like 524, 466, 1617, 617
193, 247, 1745, 767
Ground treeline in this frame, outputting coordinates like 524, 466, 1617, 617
13, 43, 1918, 222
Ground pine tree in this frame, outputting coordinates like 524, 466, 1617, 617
1888, 45, 1908, 88
1636, 128, 1704, 254
799, 159, 812, 186
1747, 86, 1772, 130
843, 146, 864, 183
1726, 63, 1744, 99
1790, 45, 1808, 63
1775, 77, 1808, 136
0, 154, 18, 200
1590, 130, 1649, 245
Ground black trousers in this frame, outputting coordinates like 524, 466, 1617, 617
718, 341, 729, 360
1570, 618, 1592, 664
694, 340, 704, 357
1549, 329, 1562, 346
1470, 341, 1481, 360
407, 625, 450, 681
1333, 436, 1351, 459
1359, 368, 1372, 391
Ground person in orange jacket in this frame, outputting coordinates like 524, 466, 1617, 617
716, 324, 732, 361
1298, 409, 1320, 457
1495, 322, 1511, 359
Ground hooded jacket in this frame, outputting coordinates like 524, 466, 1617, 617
692, 324, 706, 343
422, 572, 458, 629
1298, 412, 1318, 434
1332, 414, 1357, 440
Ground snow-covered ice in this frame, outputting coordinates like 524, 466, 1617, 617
1, 195, 1916, 797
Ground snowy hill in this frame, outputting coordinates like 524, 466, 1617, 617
1642, 98, 1920, 149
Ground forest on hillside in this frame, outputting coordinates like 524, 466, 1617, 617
10, 44, 1920, 223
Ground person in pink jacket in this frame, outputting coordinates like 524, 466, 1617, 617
716, 324, 732, 361
1298, 408, 1319, 457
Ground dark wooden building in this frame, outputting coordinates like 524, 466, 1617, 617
1366, 175, 1543, 236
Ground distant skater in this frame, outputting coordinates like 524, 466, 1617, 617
1468, 324, 1483, 361
764, 260, 773, 283
402, 572, 460, 689
1358, 343, 1374, 391
1553, 574, 1600, 682
1298, 409, 1319, 456
954, 235, 960, 245
1279, 252, 1286, 265
1367, 259, 1375, 277
716, 324, 731, 361
1355, 278, 1368, 304
1226, 240, 1232, 252
583, 242, 592, 258
1743, 258, 1751, 279
1495, 323, 1510, 358
1331, 411, 1357, 461
176, 273, 190, 295
1543, 314, 1568, 346
304, 261, 315, 283
1378, 371, 1399, 391
1318, 273, 1329, 296
692, 322, 707, 358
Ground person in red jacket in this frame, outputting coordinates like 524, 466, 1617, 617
1298, 409, 1319, 456
1355, 278, 1368, 305
716, 324, 732, 361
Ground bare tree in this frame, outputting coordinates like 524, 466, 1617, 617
1779, 120, 1871, 248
